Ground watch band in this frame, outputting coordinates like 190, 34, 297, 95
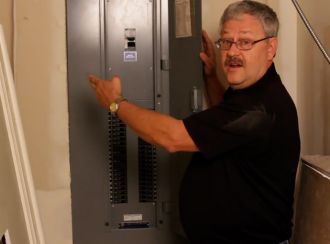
109, 96, 127, 116
114, 96, 127, 105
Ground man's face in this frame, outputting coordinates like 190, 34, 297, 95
219, 14, 277, 89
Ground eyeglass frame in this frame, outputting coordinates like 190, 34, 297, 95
214, 36, 274, 51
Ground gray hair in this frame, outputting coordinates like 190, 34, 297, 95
219, 0, 279, 37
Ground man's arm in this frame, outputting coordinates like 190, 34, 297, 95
200, 30, 225, 106
89, 75, 198, 153
117, 101, 197, 152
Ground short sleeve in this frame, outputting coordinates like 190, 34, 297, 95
183, 103, 274, 159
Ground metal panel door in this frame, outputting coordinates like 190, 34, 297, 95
67, 0, 202, 243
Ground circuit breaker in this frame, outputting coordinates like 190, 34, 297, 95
67, 0, 202, 243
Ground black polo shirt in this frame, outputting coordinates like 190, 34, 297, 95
180, 64, 300, 244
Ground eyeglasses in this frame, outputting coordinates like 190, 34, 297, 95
215, 36, 273, 51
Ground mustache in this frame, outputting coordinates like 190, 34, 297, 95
224, 56, 243, 66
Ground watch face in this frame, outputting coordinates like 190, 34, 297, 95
109, 102, 118, 113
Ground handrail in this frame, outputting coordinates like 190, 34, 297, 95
291, 0, 330, 64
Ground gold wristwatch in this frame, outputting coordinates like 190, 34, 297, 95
109, 96, 127, 116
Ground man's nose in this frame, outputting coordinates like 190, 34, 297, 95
227, 42, 241, 56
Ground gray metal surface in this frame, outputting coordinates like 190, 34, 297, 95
105, 0, 157, 231
67, 0, 202, 243
169, 0, 203, 118
67, 0, 110, 243
105, 0, 155, 103
168, 1, 203, 237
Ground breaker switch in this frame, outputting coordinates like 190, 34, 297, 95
125, 28, 136, 50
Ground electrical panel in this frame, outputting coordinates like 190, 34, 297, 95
67, 0, 202, 243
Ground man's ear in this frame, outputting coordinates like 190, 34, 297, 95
267, 37, 278, 59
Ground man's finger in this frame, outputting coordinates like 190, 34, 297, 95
200, 52, 211, 66
89, 75, 100, 86
89, 81, 97, 89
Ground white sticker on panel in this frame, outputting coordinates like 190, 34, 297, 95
124, 51, 138, 62
123, 214, 143, 222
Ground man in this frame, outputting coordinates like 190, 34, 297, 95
89, 1, 300, 243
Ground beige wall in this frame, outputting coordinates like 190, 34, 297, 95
296, 0, 330, 155
15, 0, 69, 191
14, 0, 71, 242
0, 0, 72, 243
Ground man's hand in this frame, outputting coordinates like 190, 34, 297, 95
89, 75, 122, 108
199, 30, 225, 106
199, 30, 216, 77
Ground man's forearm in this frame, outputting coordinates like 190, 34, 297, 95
117, 101, 198, 153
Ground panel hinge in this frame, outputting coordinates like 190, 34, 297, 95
160, 59, 170, 71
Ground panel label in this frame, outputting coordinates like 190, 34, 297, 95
123, 214, 143, 222
123, 51, 138, 62
175, 0, 193, 38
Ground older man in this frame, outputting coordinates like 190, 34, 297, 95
89, 1, 300, 243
